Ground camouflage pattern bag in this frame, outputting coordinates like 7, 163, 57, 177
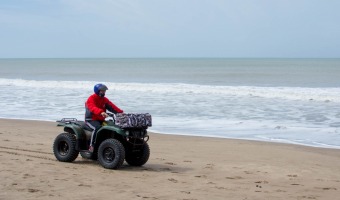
114, 113, 152, 128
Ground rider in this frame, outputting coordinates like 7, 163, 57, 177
85, 83, 123, 152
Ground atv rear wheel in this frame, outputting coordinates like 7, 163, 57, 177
125, 142, 150, 166
97, 139, 125, 169
53, 133, 79, 162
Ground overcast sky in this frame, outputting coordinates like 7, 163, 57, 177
0, 0, 339, 58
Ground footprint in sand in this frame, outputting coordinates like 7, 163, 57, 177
291, 183, 302, 186
78, 183, 92, 187
136, 195, 159, 199
298, 195, 317, 199
255, 181, 269, 184
225, 176, 243, 180
168, 178, 178, 183
315, 187, 337, 191
23, 173, 35, 179
28, 188, 40, 193
215, 186, 230, 190
275, 189, 287, 192
287, 174, 298, 177
165, 162, 176, 165
204, 163, 214, 169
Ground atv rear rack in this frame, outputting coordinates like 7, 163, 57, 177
57, 118, 78, 124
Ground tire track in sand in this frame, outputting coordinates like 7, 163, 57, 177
0, 146, 55, 161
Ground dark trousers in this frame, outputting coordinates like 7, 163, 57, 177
85, 120, 102, 146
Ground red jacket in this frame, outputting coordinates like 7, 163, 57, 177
85, 93, 123, 121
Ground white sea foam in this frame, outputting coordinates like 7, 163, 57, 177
1, 78, 339, 102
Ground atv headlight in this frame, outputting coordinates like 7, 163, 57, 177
125, 131, 129, 136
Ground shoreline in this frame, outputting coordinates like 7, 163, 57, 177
1, 118, 340, 199
2, 117, 340, 150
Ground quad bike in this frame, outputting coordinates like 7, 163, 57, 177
53, 113, 150, 169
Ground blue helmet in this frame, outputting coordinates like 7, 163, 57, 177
94, 83, 108, 96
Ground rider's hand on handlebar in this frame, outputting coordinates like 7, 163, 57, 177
101, 112, 109, 118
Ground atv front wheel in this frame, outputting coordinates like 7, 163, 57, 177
53, 133, 79, 162
98, 139, 125, 169
125, 142, 150, 166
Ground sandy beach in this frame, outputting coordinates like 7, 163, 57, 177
1, 119, 340, 200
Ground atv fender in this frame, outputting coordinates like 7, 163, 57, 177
63, 124, 86, 140
97, 125, 127, 136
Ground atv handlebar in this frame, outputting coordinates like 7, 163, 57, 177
106, 112, 118, 122
107, 112, 115, 118
107, 113, 113, 117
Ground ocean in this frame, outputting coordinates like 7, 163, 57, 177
1, 58, 340, 148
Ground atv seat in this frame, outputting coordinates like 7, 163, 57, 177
75, 121, 93, 131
